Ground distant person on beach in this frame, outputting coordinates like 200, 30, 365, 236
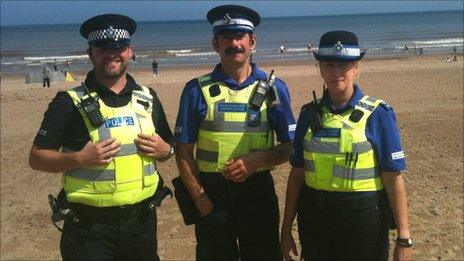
281, 31, 412, 261
53, 59, 58, 71
404, 44, 408, 52
419, 47, 423, 55
453, 45, 457, 54
65, 60, 70, 71
174, 5, 295, 260
29, 14, 173, 260
307, 43, 312, 52
280, 43, 286, 60
42, 65, 51, 88
152, 59, 159, 77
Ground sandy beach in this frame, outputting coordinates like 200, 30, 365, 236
1, 54, 463, 260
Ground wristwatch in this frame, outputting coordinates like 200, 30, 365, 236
395, 237, 413, 248
161, 146, 175, 160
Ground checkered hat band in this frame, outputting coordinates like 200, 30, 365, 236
318, 45, 360, 57
87, 28, 130, 42
213, 18, 254, 29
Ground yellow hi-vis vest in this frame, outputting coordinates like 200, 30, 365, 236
196, 73, 275, 173
303, 95, 384, 192
63, 85, 159, 207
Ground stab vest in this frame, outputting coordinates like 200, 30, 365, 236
63, 85, 159, 207
303, 95, 384, 192
196, 73, 275, 173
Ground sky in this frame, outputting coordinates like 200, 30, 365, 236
1, 1, 463, 26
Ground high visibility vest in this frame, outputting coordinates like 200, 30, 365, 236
63, 85, 159, 207
196, 73, 275, 172
303, 95, 384, 192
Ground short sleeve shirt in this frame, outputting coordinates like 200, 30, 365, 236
173, 63, 296, 144
33, 71, 173, 151
290, 85, 406, 172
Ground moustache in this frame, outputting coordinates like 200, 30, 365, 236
225, 47, 245, 55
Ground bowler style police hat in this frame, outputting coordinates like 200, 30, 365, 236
313, 31, 365, 62
80, 14, 136, 49
207, 5, 260, 35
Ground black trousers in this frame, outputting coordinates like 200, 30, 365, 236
60, 199, 159, 261
43, 77, 50, 87
297, 187, 389, 261
195, 171, 282, 260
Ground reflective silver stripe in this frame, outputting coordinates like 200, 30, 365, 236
200, 120, 270, 133
132, 91, 152, 102
98, 125, 111, 140
65, 168, 115, 181
352, 141, 373, 153
196, 148, 218, 162
364, 96, 378, 103
304, 159, 315, 171
118, 144, 138, 156
357, 101, 374, 111
308, 137, 340, 153
343, 122, 354, 129
333, 165, 379, 180
303, 139, 311, 151
144, 163, 156, 176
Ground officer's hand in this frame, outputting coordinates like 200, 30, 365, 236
222, 155, 258, 182
281, 230, 298, 260
393, 245, 412, 261
78, 138, 121, 167
134, 133, 171, 159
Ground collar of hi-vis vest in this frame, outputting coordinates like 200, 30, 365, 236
210, 63, 267, 90
321, 84, 364, 114
84, 70, 140, 97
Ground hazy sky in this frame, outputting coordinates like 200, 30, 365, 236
1, 1, 463, 26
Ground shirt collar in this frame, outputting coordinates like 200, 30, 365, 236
321, 85, 364, 114
84, 71, 139, 96
210, 63, 267, 90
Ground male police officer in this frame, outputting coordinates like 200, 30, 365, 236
174, 5, 296, 260
29, 14, 173, 260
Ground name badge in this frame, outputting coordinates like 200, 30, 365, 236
217, 103, 247, 112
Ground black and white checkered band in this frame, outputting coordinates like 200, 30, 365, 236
87, 27, 130, 42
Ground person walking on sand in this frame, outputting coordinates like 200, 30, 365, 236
29, 14, 174, 260
281, 30, 412, 261
174, 5, 296, 260
152, 59, 159, 78
65, 60, 71, 72
42, 65, 51, 88
53, 59, 58, 71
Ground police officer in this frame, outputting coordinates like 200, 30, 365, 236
174, 5, 296, 260
29, 14, 173, 260
280, 31, 412, 260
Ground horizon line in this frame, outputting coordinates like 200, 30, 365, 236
1, 9, 462, 28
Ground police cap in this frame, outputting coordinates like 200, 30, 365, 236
313, 30, 365, 62
80, 14, 136, 49
207, 5, 260, 35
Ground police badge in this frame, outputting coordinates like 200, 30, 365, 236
223, 13, 231, 24
106, 26, 115, 38
334, 41, 343, 52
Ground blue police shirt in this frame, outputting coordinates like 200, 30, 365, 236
174, 63, 296, 143
290, 85, 406, 172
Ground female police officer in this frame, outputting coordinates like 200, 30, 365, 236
280, 31, 412, 260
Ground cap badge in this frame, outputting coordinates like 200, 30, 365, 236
223, 13, 231, 24
334, 41, 344, 52
106, 26, 115, 38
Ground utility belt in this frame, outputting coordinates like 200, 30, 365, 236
200, 170, 273, 201
48, 178, 172, 231
301, 186, 384, 210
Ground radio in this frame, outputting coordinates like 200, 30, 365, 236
80, 82, 105, 128
250, 70, 274, 109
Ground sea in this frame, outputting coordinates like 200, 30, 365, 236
1, 10, 463, 74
